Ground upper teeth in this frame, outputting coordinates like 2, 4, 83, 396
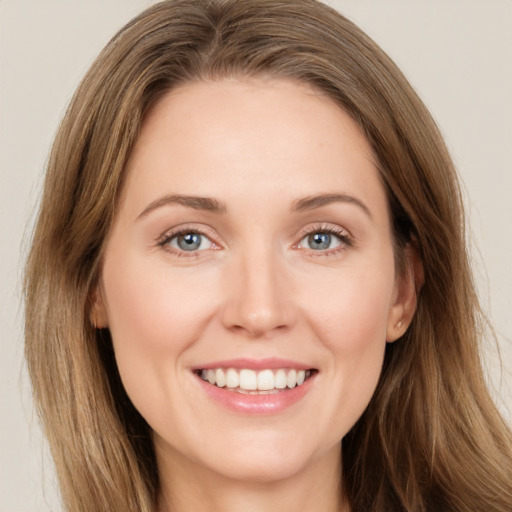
200, 368, 310, 392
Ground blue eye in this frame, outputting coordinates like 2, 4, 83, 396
166, 232, 213, 252
299, 231, 343, 251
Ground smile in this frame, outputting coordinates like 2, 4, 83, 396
197, 368, 314, 394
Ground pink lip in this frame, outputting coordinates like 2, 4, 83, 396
193, 359, 317, 415
193, 357, 313, 371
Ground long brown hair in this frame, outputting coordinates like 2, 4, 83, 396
24, 1, 512, 511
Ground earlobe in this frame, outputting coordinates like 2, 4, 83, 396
386, 242, 424, 342
89, 282, 109, 329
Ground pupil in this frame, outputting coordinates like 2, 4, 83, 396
309, 233, 330, 249
179, 233, 200, 250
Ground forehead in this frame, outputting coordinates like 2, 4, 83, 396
121, 78, 386, 219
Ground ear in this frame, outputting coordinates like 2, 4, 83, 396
386, 242, 424, 342
89, 281, 109, 329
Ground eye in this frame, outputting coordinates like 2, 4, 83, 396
296, 226, 352, 254
299, 232, 341, 251
162, 231, 214, 252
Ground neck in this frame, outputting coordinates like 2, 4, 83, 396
156, 444, 347, 512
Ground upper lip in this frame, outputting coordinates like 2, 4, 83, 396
192, 357, 315, 371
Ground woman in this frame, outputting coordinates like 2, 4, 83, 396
24, 1, 512, 511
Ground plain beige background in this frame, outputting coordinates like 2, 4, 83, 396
1, 1, 511, 511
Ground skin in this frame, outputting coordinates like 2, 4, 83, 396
92, 78, 419, 512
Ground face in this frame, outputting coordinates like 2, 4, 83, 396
94, 78, 415, 486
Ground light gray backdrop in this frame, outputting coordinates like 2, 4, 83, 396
1, 1, 511, 511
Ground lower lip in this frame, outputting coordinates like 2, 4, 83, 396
196, 374, 315, 414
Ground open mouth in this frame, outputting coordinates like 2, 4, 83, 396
195, 368, 317, 395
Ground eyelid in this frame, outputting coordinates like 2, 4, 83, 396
156, 223, 222, 254
155, 222, 353, 257
293, 223, 353, 253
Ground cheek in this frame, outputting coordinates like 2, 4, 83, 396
103, 255, 219, 353
100, 255, 220, 414
303, 260, 395, 352
298, 256, 395, 429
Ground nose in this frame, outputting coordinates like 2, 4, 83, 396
220, 246, 295, 338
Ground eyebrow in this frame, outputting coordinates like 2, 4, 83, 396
291, 193, 372, 219
137, 192, 371, 220
137, 194, 227, 219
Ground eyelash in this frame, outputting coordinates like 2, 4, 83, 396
294, 224, 353, 257
157, 225, 220, 257
156, 223, 353, 258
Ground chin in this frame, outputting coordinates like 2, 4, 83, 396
189, 431, 341, 485
205, 452, 316, 484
